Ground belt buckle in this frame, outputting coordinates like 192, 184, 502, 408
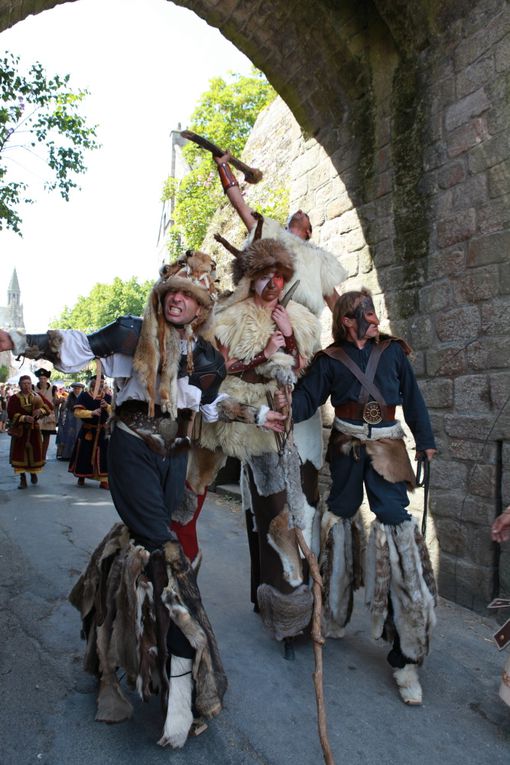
363, 401, 383, 425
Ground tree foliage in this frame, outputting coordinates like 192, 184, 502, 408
0, 52, 100, 234
51, 276, 152, 332
162, 69, 276, 256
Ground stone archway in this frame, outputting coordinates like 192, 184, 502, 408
2, 0, 509, 611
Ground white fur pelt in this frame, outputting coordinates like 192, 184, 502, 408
365, 519, 437, 663
245, 216, 347, 318
294, 409, 324, 471
199, 298, 319, 461
158, 656, 193, 749
319, 510, 365, 638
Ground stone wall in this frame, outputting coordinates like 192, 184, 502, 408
2, 0, 509, 611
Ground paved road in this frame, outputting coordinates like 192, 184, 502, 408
0, 433, 509, 765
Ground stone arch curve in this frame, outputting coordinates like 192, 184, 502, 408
2, 0, 510, 610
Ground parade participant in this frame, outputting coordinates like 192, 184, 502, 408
213, 151, 347, 315
200, 238, 320, 659
491, 506, 510, 708
7, 374, 51, 488
56, 381, 85, 460
0, 250, 284, 748
275, 288, 437, 703
34, 368, 57, 460
68, 376, 111, 489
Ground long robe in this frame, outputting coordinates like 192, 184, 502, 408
7, 392, 50, 474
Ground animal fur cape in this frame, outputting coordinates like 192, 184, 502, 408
245, 216, 347, 318
199, 297, 320, 461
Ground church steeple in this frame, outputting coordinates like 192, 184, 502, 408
8, 269, 20, 308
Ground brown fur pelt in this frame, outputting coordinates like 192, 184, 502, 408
231, 238, 294, 286
364, 438, 416, 491
365, 519, 437, 663
319, 510, 365, 638
267, 510, 303, 588
161, 541, 227, 719
68, 523, 227, 736
257, 582, 313, 641
216, 396, 259, 424
24, 329, 64, 365
186, 446, 226, 496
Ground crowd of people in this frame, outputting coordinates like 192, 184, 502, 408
0, 150, 507, 751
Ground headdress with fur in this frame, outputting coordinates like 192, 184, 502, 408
133, 250, 218, 418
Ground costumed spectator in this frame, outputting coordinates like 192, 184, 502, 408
200, 238, 320, 659
69, 376, 111, 489
0, 385, 7, 433
56, 381, 85, 460
7, 374, 51, 488
491, 506, 510, 708
275, 288, 437, 704
0, 251, 284, 748
34, 368, 57, 460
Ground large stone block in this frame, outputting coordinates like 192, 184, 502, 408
430, 458, 468, 490
436, 209, 477, 248
454, 373, 491, 412
437, 554, 495, 611
449, 438, 497, 464
444, 413, 499, 440
456, 56, 495, 99
489, 371, 510, 409
469, 131, 510, 174
447, 117, 488, 158
435, 305, 481, 342
419, 281, 451, 313
466, 336, 510, 370
426, 345, 467, 377
451, 173, 488, 211
467, 230, 510, 266
445, 88, 490, 131
428, 247, 466, 278
478, 193, 510, 233
438, 160, 466, 189
480, 296, 510, 334
452, 265, 500, 303
421, 378, 453, 408
434, 516, 495, 567
467, 463, 497, 499
488, 159, 510, 197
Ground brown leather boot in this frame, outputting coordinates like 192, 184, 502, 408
18, 473, 27, 490
30, 473, 38, 484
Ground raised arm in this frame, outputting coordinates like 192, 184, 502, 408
214, 151, 258, 233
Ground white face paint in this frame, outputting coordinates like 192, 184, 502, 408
253, 272, 274, 296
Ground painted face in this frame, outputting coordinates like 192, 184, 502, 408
163, 289, 200, 326
253, 272, 285, 298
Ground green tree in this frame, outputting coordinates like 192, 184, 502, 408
0, 364, 8, 382
0, 52, 100, 234
162, 69, 276, 256
52, 276, 152, 332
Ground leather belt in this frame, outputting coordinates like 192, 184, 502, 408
335, 402, 395, 423
230, 369, 271, 384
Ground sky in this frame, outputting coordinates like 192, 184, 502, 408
0, 0, 253, 331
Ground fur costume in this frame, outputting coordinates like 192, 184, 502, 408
244, 216, 347, 318
257, 583, 313, 641
199, 297, 319, 461
319, 509, 365, 638
133, 250, 218, 418
69, 523, 227, 739
364, 519, 437, 663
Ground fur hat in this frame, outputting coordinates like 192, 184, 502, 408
133, 250, 218, 419
232, 238, 294, 286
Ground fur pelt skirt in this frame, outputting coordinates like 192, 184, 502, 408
244, 463, 314, 641
69, 523, 227, 737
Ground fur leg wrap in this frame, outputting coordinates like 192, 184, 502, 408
257, 583, 313, 641
267, 510, 303, 587
365, 519, 437, 663
319, 510, 365, 638
393, 664, 422, 705
158, 656, 194, 748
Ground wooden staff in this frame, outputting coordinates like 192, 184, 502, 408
276, 384, 335, 765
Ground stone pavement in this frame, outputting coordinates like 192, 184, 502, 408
0, 433, 508, 765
